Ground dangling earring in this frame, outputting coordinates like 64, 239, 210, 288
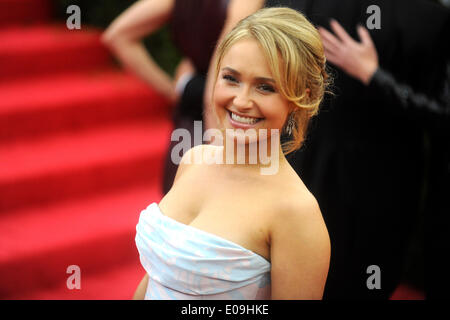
284, 112, 296, 135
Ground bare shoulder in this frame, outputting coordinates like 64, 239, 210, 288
174, 144, 221, 183
268, 177, 331, 299
179, 144, 222, 165
276, 188, 324, 226
280, 164, 324, 218
172, 145, 200, 184
268, 176, 330, 249
198, 143, 223, 156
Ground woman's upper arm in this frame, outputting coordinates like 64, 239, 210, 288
221, 0, 264, 37
102, 0, 174, 43
270, 196, 331, 300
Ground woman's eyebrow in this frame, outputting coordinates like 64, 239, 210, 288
222, 67, 275, 83
222, 67, 240, 75
256, 76, 275, 83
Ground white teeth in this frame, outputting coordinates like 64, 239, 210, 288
230, 111, 261, 125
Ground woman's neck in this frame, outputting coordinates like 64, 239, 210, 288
220, 129, 286, 176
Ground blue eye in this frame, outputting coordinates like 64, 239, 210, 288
223, 74, 238, 83
258, 84, 276, 93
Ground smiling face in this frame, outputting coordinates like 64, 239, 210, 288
213, 38, 293, 145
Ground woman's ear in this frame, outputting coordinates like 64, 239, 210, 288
289, 102, 297, 113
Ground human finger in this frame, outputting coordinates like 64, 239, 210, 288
323, 47, 340, 65
330, 19, 354, 44
357, 24, 374, 46
318, 26, 341, 52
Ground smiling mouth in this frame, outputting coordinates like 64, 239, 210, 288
228, 110, 264, 125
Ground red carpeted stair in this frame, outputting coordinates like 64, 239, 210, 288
0, 0, 51, 26
0, 0, 172, 299
0, 25, 111, 81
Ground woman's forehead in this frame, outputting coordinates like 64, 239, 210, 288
221, 38, 274, 78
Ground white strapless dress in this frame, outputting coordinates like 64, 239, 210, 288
135, 202, 271, 299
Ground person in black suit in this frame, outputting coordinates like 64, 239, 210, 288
262, 0, 449, 299
318, 11, 449, 299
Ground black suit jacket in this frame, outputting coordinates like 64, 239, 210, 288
266, 0, 449, 299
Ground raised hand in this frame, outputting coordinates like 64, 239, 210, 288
318, 19, 379, 85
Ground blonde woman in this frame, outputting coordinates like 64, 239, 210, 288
102, 0, 264, 194
134, 7, 331, 300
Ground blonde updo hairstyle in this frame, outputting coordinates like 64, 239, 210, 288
213, 7, 330, 154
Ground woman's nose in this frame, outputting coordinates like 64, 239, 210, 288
233, 87, 253, 109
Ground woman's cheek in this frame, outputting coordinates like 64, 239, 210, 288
260, 98, 287, 129
213, 82, 232, 113
214, 80, 231, 99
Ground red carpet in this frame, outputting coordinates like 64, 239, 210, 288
0, 0, 51, 27
0, 25, 111, 81
0, 0, 172, 299
0, 0, 423, 300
